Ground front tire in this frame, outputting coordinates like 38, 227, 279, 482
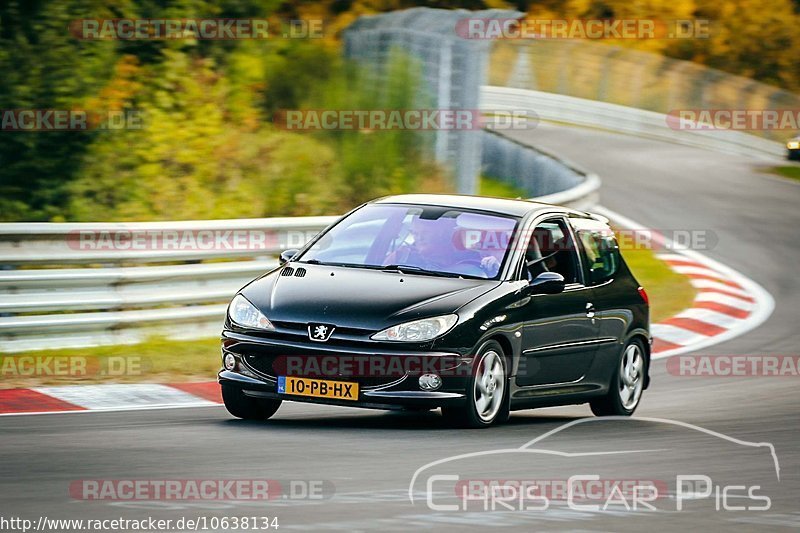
443, 341, 509, 428
590, 339, 646, 417
222, 385, 282, 420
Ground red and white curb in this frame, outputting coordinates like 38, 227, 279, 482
0, 208, 774, 416
0, 382, 222, 416
652, 253, 765, 357
594, 206, 775, 360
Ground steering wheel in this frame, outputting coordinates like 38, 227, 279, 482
455, 259, 488, 277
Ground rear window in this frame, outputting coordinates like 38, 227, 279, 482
577, 228, 619, 284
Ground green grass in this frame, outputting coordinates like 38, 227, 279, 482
479, 176, 528, 199
1, 336, 221, 389
620, 240, 696, 323
768, 165, 800, 183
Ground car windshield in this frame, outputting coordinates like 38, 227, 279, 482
297, 203, 519, 279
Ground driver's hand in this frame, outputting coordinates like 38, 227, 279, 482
480, 256, 501, 276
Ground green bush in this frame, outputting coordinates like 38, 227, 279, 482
1, 1, 450, 222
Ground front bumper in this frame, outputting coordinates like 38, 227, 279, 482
219, 330, 471, 410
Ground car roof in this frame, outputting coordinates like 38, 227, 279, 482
371, 193, 579, 218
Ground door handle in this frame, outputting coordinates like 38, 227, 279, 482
586, 302, 596, 318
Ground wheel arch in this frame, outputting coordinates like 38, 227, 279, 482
488, 334, 514, 374
624, 329, 652, 389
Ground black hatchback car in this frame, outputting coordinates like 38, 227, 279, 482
219, 194, 650, 427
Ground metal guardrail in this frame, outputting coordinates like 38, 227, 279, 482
0, 217, 337, 264
487, 39, 800, 145
481, 130, 600, 211
481, 86, 785, 160
0, 218, 337, 352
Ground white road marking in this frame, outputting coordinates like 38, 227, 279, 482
674, 308, 744, 329
694, 291, 755, 310
688, 278, 752, 298
655, 253, 696, 263
651, 324, 709, 346
670, 265, 731, 280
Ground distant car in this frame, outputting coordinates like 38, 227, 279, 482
219, 194, 651, 428
788, 136, 800, 160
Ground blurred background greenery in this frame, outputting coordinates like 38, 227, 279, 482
2, 0, 799, 222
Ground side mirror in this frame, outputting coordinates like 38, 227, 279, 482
528, 271, 565, 295
279, 248, 300, 265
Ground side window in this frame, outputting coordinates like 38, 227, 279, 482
577, 229, 619, 284
521, 218, 581, 284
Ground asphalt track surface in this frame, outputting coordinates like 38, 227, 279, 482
2, 124, 799, 532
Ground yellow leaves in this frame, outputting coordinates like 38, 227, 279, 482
523, 0, 800, 90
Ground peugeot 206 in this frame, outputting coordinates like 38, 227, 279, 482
219, 194, 650, 428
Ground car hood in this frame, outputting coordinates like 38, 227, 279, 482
240, 263, 498, 331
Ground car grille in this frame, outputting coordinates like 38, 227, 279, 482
269, 320, 374, 344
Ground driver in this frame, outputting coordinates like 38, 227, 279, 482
384, 217, 457, 270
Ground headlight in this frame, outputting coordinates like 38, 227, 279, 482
788, 141, 800, 149
371, 314, 458, 342
228, 294, 274, 330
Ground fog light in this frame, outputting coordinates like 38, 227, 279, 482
419, 373, 442, 391
224, 353, 237, 371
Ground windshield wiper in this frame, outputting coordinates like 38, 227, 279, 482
301, 261, 472, 279
379, 264, 463, 278
300, 259, 358, 268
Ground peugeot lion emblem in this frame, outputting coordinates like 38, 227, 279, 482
308, 323, 335, 342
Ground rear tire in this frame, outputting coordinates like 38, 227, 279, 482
222, 385, 282, 420
442, 341, 509, 428
590, 338, 646, 417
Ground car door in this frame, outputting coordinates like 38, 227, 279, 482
570, 216, 631, 362
517, 216, 600, 387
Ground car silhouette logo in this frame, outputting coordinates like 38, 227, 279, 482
308, 323, 335, 342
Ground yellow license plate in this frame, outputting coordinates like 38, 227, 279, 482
277, 376, 358, 401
